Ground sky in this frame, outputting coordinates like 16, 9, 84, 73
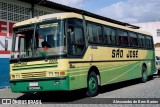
50, 0, 160, 24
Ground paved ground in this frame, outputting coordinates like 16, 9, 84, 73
0, 76, 160, 107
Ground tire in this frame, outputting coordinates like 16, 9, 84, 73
158, 70, 160, 77
87, 72, 99, 97
149, 75, 154, 80
141, 66, 148, 83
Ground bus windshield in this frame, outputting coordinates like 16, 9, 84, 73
11, 20, 66, 59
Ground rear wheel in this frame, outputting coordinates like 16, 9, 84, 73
141, 66, 148, 83
149, 75, 154, 80
87, 72, 99, 97
158, 70, 160, 77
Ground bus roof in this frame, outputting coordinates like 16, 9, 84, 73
13, 12, 151, 36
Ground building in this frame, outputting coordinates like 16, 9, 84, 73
134, 22, 160, 56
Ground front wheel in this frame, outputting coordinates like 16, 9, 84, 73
87, 72, 99, 97
141, 66, 148, 83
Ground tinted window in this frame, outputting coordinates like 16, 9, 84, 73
103, 27, 117, 45
103, 27, 111, 44
129, 32, 138, 47
88, 23, 102, 43
146, 36, 153, 48
110, 29, 117, 45
138, 34, 145, 48
118, 30, 128, 46
68, 19, 85, 56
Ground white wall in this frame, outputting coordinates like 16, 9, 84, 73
155, 47, 160, 57
134, 22, 160, 44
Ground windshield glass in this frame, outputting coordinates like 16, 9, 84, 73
11, 20, 66, 59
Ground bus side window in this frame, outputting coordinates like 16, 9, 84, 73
103, 27, 111, 44
68, 19, 85, 56
118, 30, 128, 46
88, 23, 102, 44
146, 36, 153, 49
129, 32, 138, 47
110, 29, 117, 45
138, 34, 145, 48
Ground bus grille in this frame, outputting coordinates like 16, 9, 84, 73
21, 71, 46, 79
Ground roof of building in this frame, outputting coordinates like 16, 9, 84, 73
18, 0, 140, 29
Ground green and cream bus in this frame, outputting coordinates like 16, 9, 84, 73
10, 12, 156, 97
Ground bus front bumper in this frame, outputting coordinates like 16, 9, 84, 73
10, 76, 69, 93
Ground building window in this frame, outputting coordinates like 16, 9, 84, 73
157, 29, 160, 36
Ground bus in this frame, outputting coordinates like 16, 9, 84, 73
10, 12, 156, 97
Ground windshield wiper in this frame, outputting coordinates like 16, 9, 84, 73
35, 47, 49, 60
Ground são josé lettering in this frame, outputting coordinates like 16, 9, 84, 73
112, 49, 138, 58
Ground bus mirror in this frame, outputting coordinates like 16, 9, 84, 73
5, 39, 8, 51
5, 36, 11, 51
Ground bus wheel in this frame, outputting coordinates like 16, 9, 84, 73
158, 70, 160, 77
87, 72, 99, 97
149, 75, 154, 80
141, 66, 148, 83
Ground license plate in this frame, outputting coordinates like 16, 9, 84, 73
29, 87, 41, 90
29, 82, 38, 87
